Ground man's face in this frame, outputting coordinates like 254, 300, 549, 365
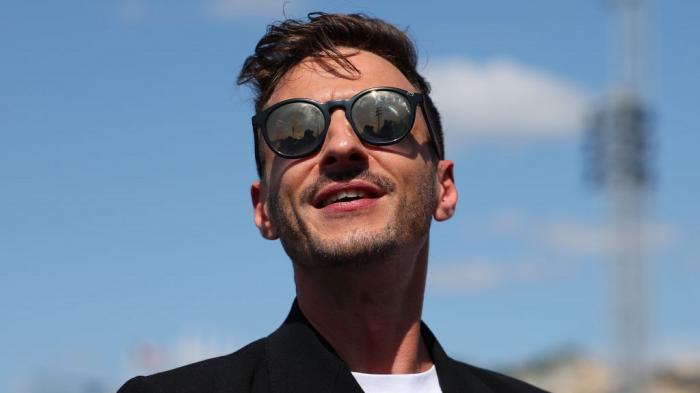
251, 49, 456, 267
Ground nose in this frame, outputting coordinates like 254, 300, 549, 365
318, 109, 369, 171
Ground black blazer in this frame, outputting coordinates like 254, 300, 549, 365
117, 301, 547, 393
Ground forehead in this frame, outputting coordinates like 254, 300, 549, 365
265, 49, 417, 107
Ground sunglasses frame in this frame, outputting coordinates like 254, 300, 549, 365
251, 86, 442, 159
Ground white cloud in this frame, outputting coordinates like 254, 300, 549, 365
207, 0, 300, 19
171, 335, 238, 366
541, 220, 674, 256
654, 338, 700, 369
482, 210, 675, 257
489, 209, 528, 235
429, 260, 502, 293
428, 258, 547, 294
429, 212, 678, 294
116, 0, 297, 22
129, 334, 239, 374
117, 0, 147, 23
425, 58, 589, 140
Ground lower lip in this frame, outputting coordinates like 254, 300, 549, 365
319, 197, 380, 214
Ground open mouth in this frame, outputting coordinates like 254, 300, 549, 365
312, 183, 384, 209
319, 189, 379, 208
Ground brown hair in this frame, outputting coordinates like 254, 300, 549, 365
237, 12, 444, 177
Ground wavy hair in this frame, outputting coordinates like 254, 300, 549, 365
237, 12, 443, 177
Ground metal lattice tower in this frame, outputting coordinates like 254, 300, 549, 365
584, 1, 652, 392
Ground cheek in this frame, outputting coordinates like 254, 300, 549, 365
264, 159, 294, 200
402, 161, 438, 197
265, 149, 316, 183
267, 163, 308, 214
373, 130, 434, 164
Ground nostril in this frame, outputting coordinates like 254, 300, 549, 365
348, 152, 364, 162
318, 122, 370, 170
322, 156, 338, 166
321, 150, 366, 168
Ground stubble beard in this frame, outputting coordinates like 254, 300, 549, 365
268, 168, 437, 268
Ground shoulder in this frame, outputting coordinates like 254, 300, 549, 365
116, 338, 268, 393
451, 360, 550, 393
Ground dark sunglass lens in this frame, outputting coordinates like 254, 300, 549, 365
352, 90, 413, 144
266, 102, 325, 157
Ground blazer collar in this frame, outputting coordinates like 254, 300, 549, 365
264, 300, 494, 393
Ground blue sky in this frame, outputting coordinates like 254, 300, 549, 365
1, 1, 698, 392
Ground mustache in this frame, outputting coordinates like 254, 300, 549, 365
300, 168, 396, 204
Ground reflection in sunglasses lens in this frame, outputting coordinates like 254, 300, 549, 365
262, 90, 416, 157
352, 91, 412, 144
267, 102, 324, 156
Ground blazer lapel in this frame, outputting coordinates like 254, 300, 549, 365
265, 301, 495, 393
422, 322, 495, 393
265, 301, 364, 393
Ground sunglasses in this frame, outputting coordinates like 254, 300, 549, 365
252, 86, 442, 159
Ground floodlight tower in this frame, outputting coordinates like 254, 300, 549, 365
584, 1, 652, 392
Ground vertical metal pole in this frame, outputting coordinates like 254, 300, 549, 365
584, 1, 652, 392
610, 1, 650, 392
608, 94, 649, 393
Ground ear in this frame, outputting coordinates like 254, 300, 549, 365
251, 180, 279, 240
433, 160, 457, 221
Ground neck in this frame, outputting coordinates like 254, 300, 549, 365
293, 238, 432, 374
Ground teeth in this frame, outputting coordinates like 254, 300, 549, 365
324, 189, 367, 206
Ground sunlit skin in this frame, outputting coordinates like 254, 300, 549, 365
251, 49, 458, 374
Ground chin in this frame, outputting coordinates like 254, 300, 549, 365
285, 228, 403, 269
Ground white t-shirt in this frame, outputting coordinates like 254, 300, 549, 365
351, 365, 443, 393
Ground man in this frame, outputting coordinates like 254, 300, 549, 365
118, 12, 547, 393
